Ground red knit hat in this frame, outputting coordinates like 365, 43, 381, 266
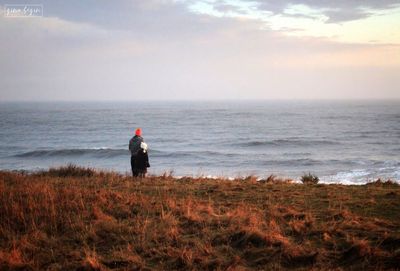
135, 128, 142, 136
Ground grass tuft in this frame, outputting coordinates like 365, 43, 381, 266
301, 173, 319, 184
37, 164, 96, 178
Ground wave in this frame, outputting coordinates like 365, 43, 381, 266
258, 158, 324, 167
14, 148, 129, 158
239, 139, 339, 148
151, 150, 238, 159
282, 152, 312, 157
13, 148, 237, 160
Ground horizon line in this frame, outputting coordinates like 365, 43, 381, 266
1, 98, 400, 103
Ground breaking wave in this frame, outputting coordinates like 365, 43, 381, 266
15, 148, 129, 158
239, 139, 339, 147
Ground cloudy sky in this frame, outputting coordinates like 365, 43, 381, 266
0, 0, 399, 101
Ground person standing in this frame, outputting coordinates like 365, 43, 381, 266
129, 128, 143, 177
132, 142, 150, 177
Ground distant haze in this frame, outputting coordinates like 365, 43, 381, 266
0, 0, 399, 101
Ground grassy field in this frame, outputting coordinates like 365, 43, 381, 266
0, 165, 399, 270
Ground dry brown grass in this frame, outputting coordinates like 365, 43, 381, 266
0, 167, 399, 270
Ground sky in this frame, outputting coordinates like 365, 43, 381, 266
0, 0, 399, 101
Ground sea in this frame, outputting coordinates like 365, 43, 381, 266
0, 100, 399, 184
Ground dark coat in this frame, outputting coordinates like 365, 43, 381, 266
129, 135, 143, 156
133, 149, 150, 172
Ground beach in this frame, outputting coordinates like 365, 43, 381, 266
1, 166, 399, 270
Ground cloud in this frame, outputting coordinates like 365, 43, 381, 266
0, 0, 236, 42
253, 0, 400, 23
190, 0, 400, 24
188, 0, 400, 44
0, 1, 399, 101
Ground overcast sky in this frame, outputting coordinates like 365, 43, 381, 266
0, 0, 399, 101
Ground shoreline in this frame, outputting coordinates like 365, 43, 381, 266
2, 164, 399, 186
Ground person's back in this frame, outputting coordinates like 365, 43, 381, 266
129, 129, 143, 156
129, 128, 144, 177
133, 142, 150, 177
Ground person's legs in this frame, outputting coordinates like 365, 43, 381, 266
143, 169, 147, 178
131, 156, 136, 177
136, 168, 147, 178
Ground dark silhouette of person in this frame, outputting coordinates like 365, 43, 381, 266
129, 128, 143, 177
132, 142, 150, 177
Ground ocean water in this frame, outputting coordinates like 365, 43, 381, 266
0, 101, 399, 184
